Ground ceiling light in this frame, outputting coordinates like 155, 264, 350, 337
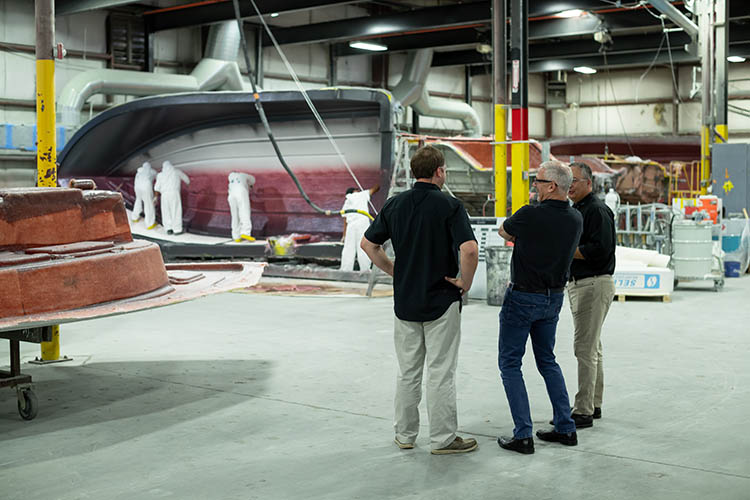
727, 56, 746, 63
270, 12, 279, 17
573, 66, 597, 74
475, 43, 492, 54
555, 9, 586, 18
348, 41, 388, 52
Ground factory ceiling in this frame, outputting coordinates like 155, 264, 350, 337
56, 0, 750, 73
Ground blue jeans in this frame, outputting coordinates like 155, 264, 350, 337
498, 287, 575, 439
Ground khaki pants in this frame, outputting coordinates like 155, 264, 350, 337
568, 275, 615, 416
393, 301, 461, 450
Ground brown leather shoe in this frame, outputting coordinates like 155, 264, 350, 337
431, 436, 478, 455
394, 437, 415, 449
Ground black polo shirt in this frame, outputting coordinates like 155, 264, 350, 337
503, 199, 583, 290
570, 193, 617, 280
364, 182, 476, 322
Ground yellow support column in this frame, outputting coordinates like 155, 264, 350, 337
36, 59, 56, 187
494, 104, 507, 217
716, 124, 728, 144
33, 0, 69, 364
511, 139, 529, 213
700, 125, 710, 195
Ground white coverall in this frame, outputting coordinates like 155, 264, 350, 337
340, 189, 372, 271
132, 162, 157, 228
227, 172, 256, 241
154, 161, 190, 234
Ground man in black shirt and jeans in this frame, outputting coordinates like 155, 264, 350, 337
361, 145, 479, 455
565, 162, 616, 428
496, 161, 582, 455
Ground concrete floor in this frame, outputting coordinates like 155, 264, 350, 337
1, 276, 748, 500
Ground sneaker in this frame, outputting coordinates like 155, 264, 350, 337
593, 407, 602, 419
535, 429, 578, 446
497, 436, 534, 455
241, 234, 256, 242
394, 438, 414, 450
431, 436, 478, 455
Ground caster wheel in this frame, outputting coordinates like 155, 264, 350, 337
17, 389, 38, 421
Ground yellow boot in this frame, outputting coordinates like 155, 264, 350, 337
241, 234, 256, 242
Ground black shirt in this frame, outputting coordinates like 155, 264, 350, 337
364, 182, 476, 322
503, 199, 583, 290
570, 193, 617, 279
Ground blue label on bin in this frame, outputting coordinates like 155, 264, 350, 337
644, 274, 660, 289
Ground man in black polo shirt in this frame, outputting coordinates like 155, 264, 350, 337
565, 162, 616, 428
496, 161, 582, 455
361, 145, 479, 455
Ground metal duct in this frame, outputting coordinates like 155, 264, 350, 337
204, 20, 241, 61
391, 49, 481, 136
391, 50, 434, 107
58, 21, 251, 127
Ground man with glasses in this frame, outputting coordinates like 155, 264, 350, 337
495, 161, 582, 454
561, 161, 617, 429
361, 145, 479, 455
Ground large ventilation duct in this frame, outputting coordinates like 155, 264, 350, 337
391, 49, 481, 137
59, 21, 251, 127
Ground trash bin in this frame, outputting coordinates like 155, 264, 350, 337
485, 245, 513, 306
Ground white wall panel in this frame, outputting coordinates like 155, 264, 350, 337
336, 55, 369, 85
56, 10, 107, 52
0, 0, 34, 45
263, 43, 328, 80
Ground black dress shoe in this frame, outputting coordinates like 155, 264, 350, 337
497, 436, 534, 455
536, 429, 578, 446
593, 407, 602, 419
548, 413, 593, 428
571, 413, 593, 428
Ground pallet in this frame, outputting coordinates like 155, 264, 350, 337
615, 294, 671, 303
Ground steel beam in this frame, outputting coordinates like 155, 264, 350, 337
510, 0, 529, 212
335, 29, 485, 56
144, 0, 355, 33
263, 1, 488, 46
493, 0, 508, 217
649, 0, 699, 38
456, 39, 750, 74
56, 0, 140, 16
715, 0, 729, 142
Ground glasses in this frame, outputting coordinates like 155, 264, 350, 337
533, 178, 555, 185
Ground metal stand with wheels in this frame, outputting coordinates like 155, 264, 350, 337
0, 327, 52, 420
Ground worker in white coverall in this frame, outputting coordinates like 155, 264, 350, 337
340, 184, 380, 271
132, 161, 158, 229
227, 172, 256, 242
154, 160, 190, 235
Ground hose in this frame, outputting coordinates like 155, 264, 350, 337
231, 0, 373, 221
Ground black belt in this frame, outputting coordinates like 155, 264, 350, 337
509, 283, 565, 294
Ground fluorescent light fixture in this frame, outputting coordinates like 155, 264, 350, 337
573, 66, 597, 74
348, 41, 388, 52
555, 9, 585, 18
727, 56, 746, 63
270, 12, 279, 17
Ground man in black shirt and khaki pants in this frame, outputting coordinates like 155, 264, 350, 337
566, 162, 617, 428
361, 145, 479, 455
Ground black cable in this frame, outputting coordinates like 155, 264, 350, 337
602, 50, 637, 157
230, 0, 373, 220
